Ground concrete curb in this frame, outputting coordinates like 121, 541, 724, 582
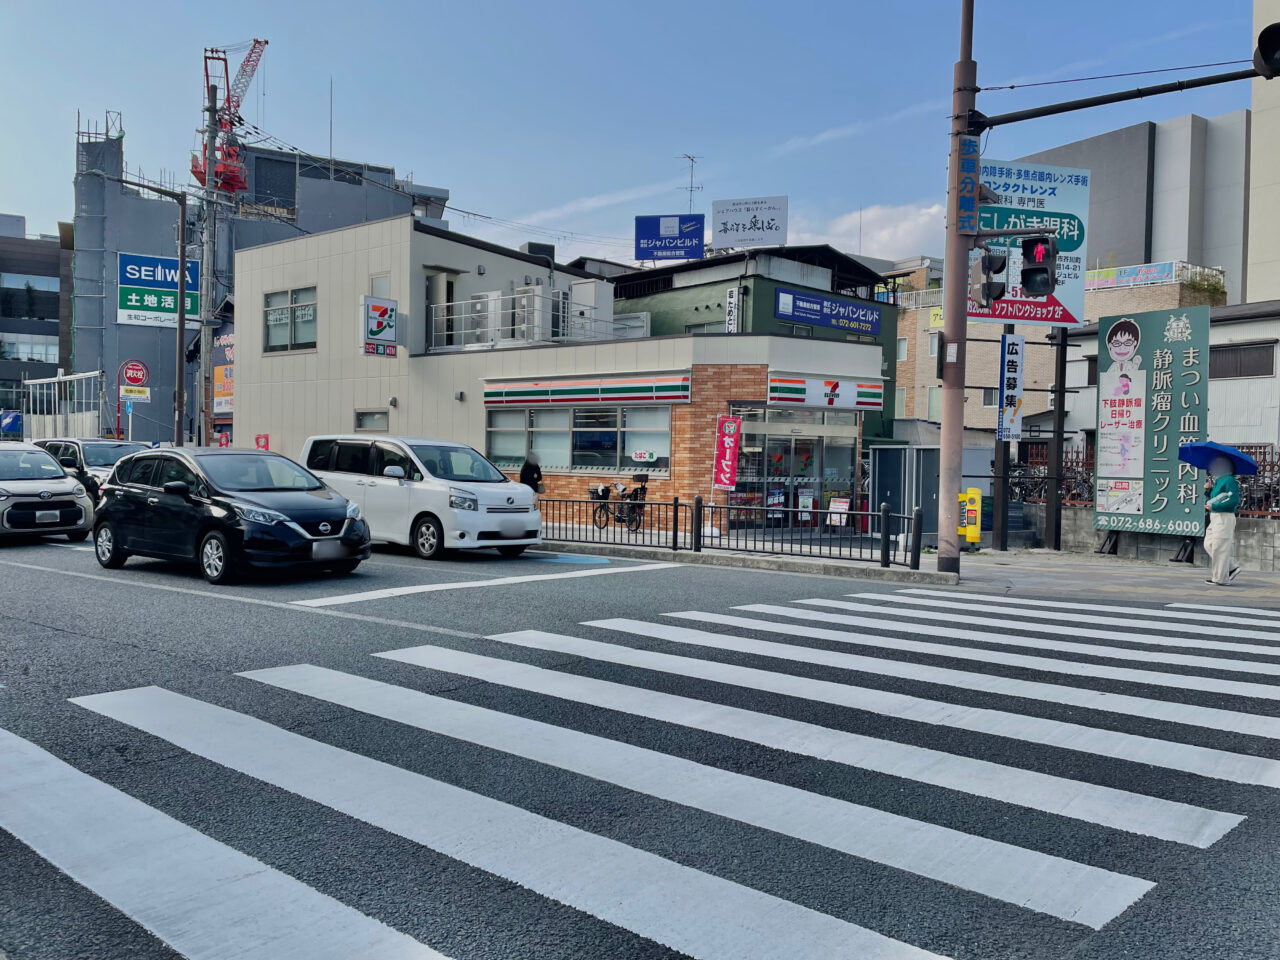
542, 540, 960, 585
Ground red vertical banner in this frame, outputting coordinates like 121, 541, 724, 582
711, 415, 743, 491
254, 434, 270, 451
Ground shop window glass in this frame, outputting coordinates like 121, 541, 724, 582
894, 387, 906, 418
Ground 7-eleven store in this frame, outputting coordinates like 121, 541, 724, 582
478, 336, 886, 513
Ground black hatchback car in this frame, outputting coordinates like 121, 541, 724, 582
93, 448, 371, 583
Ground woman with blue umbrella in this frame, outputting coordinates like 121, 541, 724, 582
1179, 441, 1257, 585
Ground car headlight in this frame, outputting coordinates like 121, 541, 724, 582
449, 488, 478, 511
232, 503, 289, 525
73, 484, 87, 498
346, 499, 362, 519
0, 487, 9, 502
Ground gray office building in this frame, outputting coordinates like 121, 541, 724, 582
72, 118, 449, 443
1021, 110, 1251, 304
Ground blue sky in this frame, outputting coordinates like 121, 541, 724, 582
0, 0, 1259, 261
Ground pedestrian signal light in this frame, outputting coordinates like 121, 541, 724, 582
1020, 236, 1058, 298
969, 249, 1008, 308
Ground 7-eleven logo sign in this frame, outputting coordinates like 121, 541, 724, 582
822, 380, 842, 405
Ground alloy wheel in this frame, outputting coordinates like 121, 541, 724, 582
201, 538, 225, 579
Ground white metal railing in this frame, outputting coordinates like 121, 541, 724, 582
21, 370, 105, 439
430, 292, 640, 351
1084, 260, 1226, 292
896, 288, 944, 311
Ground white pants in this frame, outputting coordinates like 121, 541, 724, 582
1204, 512, 1237, 584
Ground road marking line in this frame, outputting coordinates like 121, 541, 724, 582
375, 642, 1239, 846
71, 686, 950, 960
868, 593, 1280, 642
482, 627, 1275, 798
0, 728, 447, 960
901, 590, 1280, 629
727, 605, 1280, 705
771, 601, 1280, 676
1170, 603, 1280, 619
291, 563, 680, 607
243, 664, 1150, 927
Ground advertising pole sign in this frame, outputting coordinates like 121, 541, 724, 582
996, 333, 1024, 442
711, 415, 743, 491
710, 196, 788, 249
1094, 306, 1209, 535
117, 253, 199, 328
362, 296, 399, 357
969, 160, 1090, 327
724, 285, 739, 333
634, 215, 704, 260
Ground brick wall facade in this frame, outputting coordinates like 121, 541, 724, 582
1083, 283, 1224, 326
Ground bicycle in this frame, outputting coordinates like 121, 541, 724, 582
589, 474, 649, 532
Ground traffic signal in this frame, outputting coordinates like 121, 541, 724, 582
1020, 236, 1058, 297
1255, 21, 1280, 79
968, 249, 1008, 308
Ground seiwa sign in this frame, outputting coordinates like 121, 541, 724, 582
117, 252, 200, 329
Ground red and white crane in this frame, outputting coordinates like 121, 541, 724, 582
191, 39, 267, 194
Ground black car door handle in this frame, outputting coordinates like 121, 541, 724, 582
146, 497, 159, 505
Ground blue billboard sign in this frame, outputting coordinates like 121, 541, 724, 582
773, 287, 882, 336
634, 214, 704, 261
0, 410, 20, 437
119, 252, 199, 291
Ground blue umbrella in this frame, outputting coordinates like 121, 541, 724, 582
1177, 440, 1259, 476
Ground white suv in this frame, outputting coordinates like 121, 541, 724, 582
0, 442, 95, 541
301, 435, 541, 559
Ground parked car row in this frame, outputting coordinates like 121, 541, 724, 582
1, 434, 542, 584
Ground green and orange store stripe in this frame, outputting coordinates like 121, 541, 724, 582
483, 374, 691, 406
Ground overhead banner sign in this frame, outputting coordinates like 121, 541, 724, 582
774, 288, 881, 336
1085, 261, 1177, 291
711, 415, 743, 491
117, 253, 199, 328
711, 196, 788, 249
996, 333, 1025, 442
1094, 306, 1209, 536
634, 214, 704, 261
768, 375, 884, 410
361, 296, 399, 357
968, 160, 1089, 327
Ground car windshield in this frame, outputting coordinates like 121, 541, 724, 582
82, 442, 149, 467
410, 444, 507, 483
199, 453, 324, 492
0, 449, 66, 482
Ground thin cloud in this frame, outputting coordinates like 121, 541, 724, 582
771, 99, 948, 157
518, 176, 688, 225
790, 201, 945, 261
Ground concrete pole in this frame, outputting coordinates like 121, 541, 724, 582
937, 0, 977, 575
198, 84, 218, 445
175, 194, 187, 446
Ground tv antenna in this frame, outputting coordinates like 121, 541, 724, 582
678, 154, 702, 213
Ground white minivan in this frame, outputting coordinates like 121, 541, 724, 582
301, 435, 541, 559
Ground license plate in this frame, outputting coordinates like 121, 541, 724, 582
312, 539, 346, 560
36, 510, 60, 524
499, 517, 524, 536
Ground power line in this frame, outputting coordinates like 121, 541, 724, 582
984, 59, 1251, 91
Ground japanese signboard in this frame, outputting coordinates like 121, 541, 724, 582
634, 214, 704, 260
213, 364, 234, 415
725, 286, 739, 333
773, 288, 881, 336
361, 296, 399, 357
955, 136, 981, 235
120, 360, 149, 386
1085, 261, 1176, 291
119, 385, 150, 402
968, 160, 1089, 327
117, 253, 199, 328
711, 415, 743, 491
1094, 307, 1209, 536
711, 196, 788, 249
996, 333, 1024, 442
767, 376, 883, 410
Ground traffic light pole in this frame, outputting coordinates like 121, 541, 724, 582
937, 0, 977, 576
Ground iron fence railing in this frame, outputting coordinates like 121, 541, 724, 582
1236, 444, 1280, 518
539, 497, 923, 569
1009, 449, 1096, 506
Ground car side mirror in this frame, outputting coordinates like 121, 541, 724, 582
382, 465, 406, 480
162, 480, 190, 497
59, 457, 78, 469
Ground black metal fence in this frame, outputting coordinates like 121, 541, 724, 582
538, 497, 923, 569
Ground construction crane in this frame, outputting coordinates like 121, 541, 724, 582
191, 39, 267, 194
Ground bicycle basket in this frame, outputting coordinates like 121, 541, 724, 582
588, 484, 610, 501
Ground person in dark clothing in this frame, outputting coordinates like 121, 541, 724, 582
519, 453, 542, 497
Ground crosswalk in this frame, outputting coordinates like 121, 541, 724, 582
6, 587, 1280, 958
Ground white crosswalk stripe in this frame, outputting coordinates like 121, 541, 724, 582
241, 663, 1152, 927
1169, 602, 1280, 619
12, 587, 1280, 959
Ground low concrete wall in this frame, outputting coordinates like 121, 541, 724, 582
1024, 504, 1280, 571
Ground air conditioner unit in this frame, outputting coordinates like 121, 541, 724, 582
512, 286, 541, 341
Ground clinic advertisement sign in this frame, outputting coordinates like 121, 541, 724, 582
996, 333, 1024, 442
362, 296, 399, 357
1086, 261, 1177, 291
968, 160, 1089, 327
712, 415, 743, 491
1094, 306, 1209, 536
774, 288, 881, 336
117, 253, 199, 328
711, 196, 788, 249
634, 214, 704, 260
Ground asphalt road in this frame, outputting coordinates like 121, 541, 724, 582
3, 536, 1280, 960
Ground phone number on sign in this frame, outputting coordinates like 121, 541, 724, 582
1095, 514, 1202, 535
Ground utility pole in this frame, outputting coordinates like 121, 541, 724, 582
936, 0, 977, 576
199, 83, 218, 446
175, 193, 188, 446
1045, 328, 1069, 549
